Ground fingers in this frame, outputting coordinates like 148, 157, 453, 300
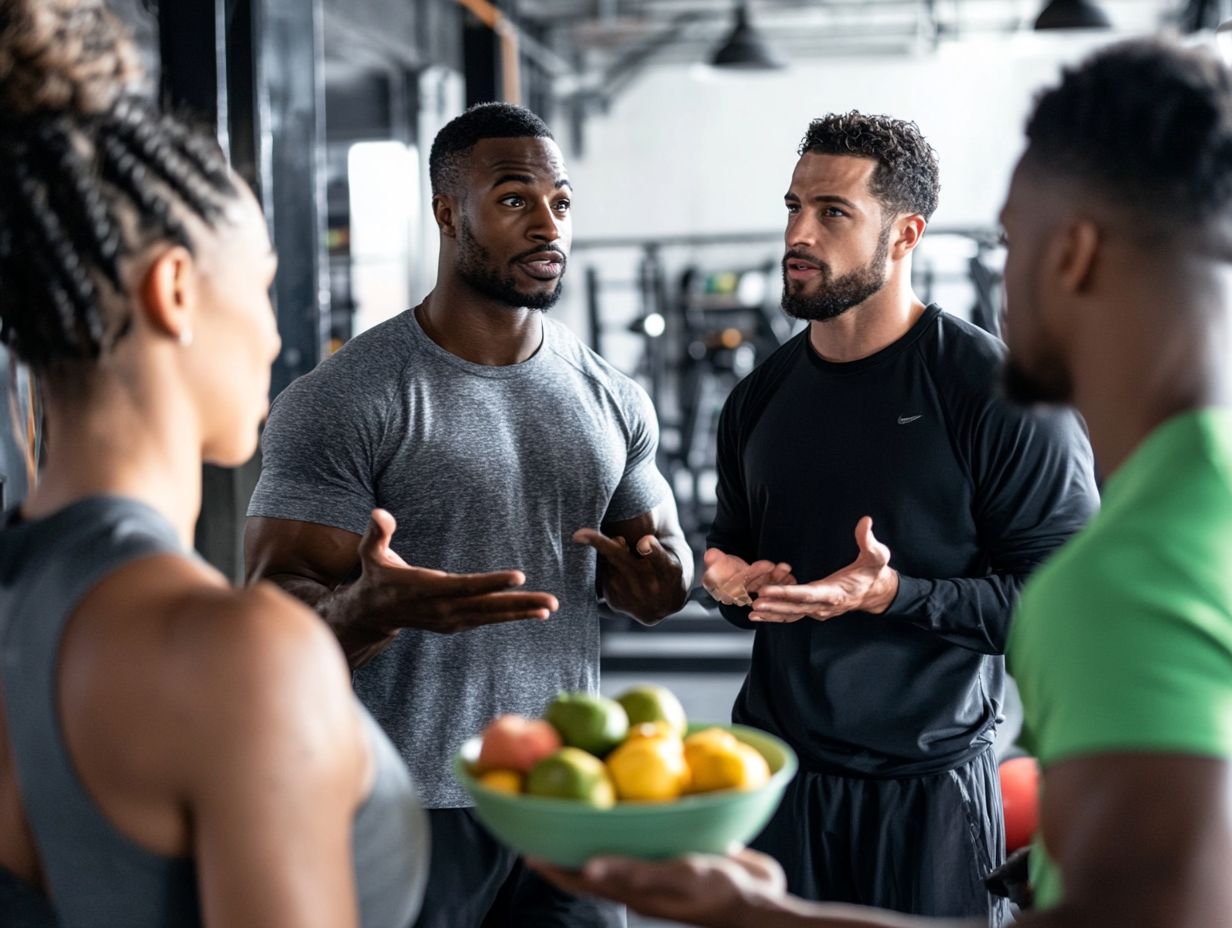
716, 560, 778, 606
572, 528, 630, 561
855, 515, 891, 567
395, 590, 560, 633
756, 583, 837, 605
579, 856, 686, 901
455, 605, 557, 630
740, 561, 792, 595
455, 590, 559, 617
731, 847, 787, 892
702, 556, 765, 606
634, 533, 664, 558
766, 564, 796, 587
747, 611, 806, 624
385, 566, 529, 598
524, 859, 591, 899
700, 548, 739, 594
526, 856, 645, 906
358, 508, 397, 564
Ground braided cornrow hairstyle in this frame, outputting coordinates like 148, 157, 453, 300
0, 0, 243, 370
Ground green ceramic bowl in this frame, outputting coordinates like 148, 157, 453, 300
454, 723, 798, 868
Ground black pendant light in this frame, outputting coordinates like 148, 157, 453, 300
710, 3, 784, 70
1033, 0, 1112, 30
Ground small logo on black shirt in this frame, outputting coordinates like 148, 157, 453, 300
897, 414, 923, 425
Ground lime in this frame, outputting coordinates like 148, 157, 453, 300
545, 692, 628, 757
526, 747, 616, 807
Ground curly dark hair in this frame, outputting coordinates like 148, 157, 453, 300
428, 102, 554, 197
1024, 39, 1232, 230
798, 111, 940, 221
0, 0, 241, 370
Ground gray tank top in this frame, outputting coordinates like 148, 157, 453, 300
0, 496, 429, 927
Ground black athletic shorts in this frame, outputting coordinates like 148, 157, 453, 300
752, 747, 1011, 927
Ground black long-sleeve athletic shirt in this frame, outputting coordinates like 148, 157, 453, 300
709, 305, 1099, 776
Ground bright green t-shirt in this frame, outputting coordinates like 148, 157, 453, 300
1008, 408, 1232, 910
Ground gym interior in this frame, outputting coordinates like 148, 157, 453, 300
2, 1, 1230, 927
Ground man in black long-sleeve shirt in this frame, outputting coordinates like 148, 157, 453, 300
703, 113, 1098, 924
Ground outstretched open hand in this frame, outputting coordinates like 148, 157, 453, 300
749, 516, 898, 623
350, 508, 559, 635
528, 848, 787, 928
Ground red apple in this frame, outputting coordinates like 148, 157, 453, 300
477, 714, 562, 773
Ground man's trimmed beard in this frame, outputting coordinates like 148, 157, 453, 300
781, 223, 891, 322
457, 214, 564, 310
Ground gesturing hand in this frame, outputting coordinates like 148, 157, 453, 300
349, 509, 559, 635
749, 516, 898, 623
573, 528, 685, 622
701, 549, 795, 607
527, 848, 788, 928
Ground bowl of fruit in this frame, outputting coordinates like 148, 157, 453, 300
454, 684, 798, 867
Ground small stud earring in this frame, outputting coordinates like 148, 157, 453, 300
179, 328, 193, 347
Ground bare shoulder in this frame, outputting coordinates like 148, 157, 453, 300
58, 555, 369, 852
80, 554, 359, 747
159, 565, 352, 706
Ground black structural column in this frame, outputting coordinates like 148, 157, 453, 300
159, 0, 326, 582
463, 11, 500, 106
257, 0, 328, 400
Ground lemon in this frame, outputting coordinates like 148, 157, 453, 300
687, 739, 771, 794
683, 727, 741, 770
606, 737, 691, 802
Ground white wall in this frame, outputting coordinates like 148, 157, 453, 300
565, 33, 1129, 239
550, 32, 1136, 366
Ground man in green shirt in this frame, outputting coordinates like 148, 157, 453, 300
531, 37, 1232, 928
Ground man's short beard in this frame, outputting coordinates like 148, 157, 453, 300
456, 215, 564, 310
1001, 356, 1073, 407
781, 223, 891, 322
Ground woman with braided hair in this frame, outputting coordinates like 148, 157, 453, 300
0, 2, 428, 926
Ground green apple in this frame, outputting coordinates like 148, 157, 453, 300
525, 747, 616, 807
545, 692, 628, 757
616, 683, 688, 738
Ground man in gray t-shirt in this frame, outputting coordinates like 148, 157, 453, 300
245, 103, 692, 928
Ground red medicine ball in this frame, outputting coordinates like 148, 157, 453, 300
999, 756, 1040, 853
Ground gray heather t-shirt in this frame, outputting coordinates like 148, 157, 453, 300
248, 308, 669, 807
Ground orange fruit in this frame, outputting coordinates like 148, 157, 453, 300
477, 769, 523, 795
687, 738, 770, 794
625, 721, 681, 745
683, 727, 741, 769
606, 736, 690, 802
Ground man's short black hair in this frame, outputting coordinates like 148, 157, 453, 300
429, 102, 554, 196
1023, 39, 1232, 233
798, 111, 940, 221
